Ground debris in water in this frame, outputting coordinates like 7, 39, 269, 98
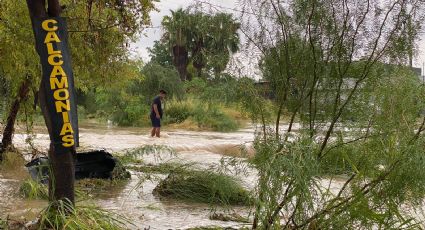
209, 212, 250, 223
25, 150, 130, 183
153, 169, 251, 205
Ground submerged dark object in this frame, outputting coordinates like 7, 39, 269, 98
26, 150, 127, 183
26, 156, 50, 184
75, 150, 116, 179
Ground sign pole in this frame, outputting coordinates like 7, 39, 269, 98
26, 0, 78, 205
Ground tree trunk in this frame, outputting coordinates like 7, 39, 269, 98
0, 76, 31, 158
172, 45, 190, 81
26, 0, 76, 205
192, 42, 205, 79
193, 61, 204, 79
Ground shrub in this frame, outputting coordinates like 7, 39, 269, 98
111, 98, 149, 126
184, 77, 207, 94
0, 151, 25, 172
193, 105, 239, 132
93, 88, 150, 126
164, 99, 194, 124
139, 62, 184, 100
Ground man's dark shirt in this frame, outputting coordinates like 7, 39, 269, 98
150, 96, 163, 118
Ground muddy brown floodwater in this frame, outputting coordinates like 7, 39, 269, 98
0, 123, 256, 229
2, 123, 425, 229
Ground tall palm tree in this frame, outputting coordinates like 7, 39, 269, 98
162, 9, 240, 81
206, 13, 240, 77
162, 9, 192, 81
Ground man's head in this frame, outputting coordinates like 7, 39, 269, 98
159, 89, 167, 99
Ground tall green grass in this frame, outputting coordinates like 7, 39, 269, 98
20, 179, 90, 200
0, 151, 25, 172
0, 218, 6, 229
20, 179, 49, 200
164, 98, 240, 132
164, 98, 195, 124
37, 200, 129, 230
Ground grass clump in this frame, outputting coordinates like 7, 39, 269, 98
116, 145, 175, 165
20, 178, 127, 200
164, 99, 194, 124
153, 169, 251, 205
76, 178, 129, 195
20, 179, 90, 200
164, 98, 241, 132
127, 162, 192, 174
0, 218, 6, 229
187, 227, 249, 230
186, 227, 230, 230
209, 212, 250, 223
37, 200, 129, 230
0, 150, 25, 172
111, 159, 131, 180
192, 105, 239, 132
20, 179, 49, 200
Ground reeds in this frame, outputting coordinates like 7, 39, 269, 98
37, 200, 130, 230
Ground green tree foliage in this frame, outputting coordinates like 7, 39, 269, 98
92, 62, 183, 126
63, 0, 157, 91
161, 8, 240, 80
181, 74, 240, 105
148, 40, 174, 67
0, 0, 157, 95
138, 62, 183, 100
0, 0, 39, 98
0, 0, 157, 103
95, 86, 148, 126
239, 0, 425, 229
0, 0, 157, 142
0, 70, 10, 119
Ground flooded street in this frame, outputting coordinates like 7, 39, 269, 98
1, 123, 256, 229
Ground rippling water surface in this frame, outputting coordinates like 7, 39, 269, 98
1, 123, 256, 229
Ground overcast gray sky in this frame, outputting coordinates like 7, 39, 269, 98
132, 0, 425, 76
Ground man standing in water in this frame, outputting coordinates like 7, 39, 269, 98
150, 90, 167, 137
